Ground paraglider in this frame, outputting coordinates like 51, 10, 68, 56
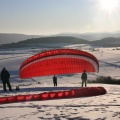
19, 48, 99, 79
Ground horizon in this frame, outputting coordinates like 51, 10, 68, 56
0, 30, 119, 36
0, 0, 120, 35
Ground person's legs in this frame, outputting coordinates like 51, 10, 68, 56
82, 80, 84, 87
55, 81, 57, 86
6, 81, 12, 91
3, 82, 7, 91
82, 79, 86, 87
85, 80, 87, 87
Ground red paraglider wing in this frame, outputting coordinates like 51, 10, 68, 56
19, 49, 99, 79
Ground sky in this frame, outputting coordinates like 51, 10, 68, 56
0, 0, 120, 35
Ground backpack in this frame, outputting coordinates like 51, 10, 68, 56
16, 86, 20, 91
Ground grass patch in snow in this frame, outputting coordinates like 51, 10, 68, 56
88, 76, 120, 85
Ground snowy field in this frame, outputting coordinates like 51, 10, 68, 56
0, 44, 120, 120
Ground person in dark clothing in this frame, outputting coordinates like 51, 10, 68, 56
0, 67, 12, 91
81, 70, 87, 87
53, 75, 57, 86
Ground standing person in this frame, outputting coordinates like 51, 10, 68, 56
0, 67, 12, 91
53, 75, 57, 86
81, 70, 87, 87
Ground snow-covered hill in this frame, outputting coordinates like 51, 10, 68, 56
0, 45, 120, 120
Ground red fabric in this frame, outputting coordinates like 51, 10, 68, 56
8, 96, 17, 103
19, 49, 99, 79
17, 95, 25, 102
33, 94, 42, 100
0, 87, 106, 104
41, 92, 50, 100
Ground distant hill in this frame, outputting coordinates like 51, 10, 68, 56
56, 32, 120, 41
0, 33, 40, 45
17, 36, 89, 44
0, 36, 120, 49
0, 36, 90, 49
91, 37, 120, 47
1, 32, 120, 45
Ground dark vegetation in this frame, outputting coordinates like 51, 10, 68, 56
0, 36, 120, 49
0, 36, 90, 49
17, 36, 89, 44
88, 76, 120, 85
91, 37, 120, 47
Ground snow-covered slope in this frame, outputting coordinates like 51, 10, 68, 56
0, 45, 120, 120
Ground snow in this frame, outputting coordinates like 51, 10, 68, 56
0, 45, 120, 120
